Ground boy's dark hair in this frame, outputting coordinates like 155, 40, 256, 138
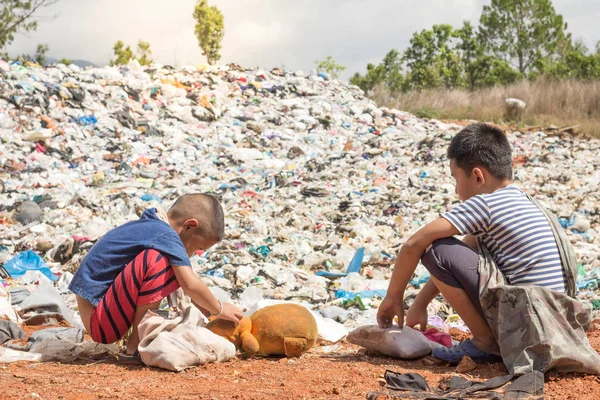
168, 193, 225, 241
447, 123, 513, 180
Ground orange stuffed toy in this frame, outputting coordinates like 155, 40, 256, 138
206, 304, 318, 358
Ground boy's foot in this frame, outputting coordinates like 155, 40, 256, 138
432, 339, 502, 364
116, 350, 144, 366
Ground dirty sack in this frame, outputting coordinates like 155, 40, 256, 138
347, 325, 432, 359
0, 320, 26, 344
15, 280, 81, 327
478, 195, 600, 375
137, 306, 236, 372
0, 326, 117, 363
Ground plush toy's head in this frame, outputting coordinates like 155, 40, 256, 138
205, 316, 260, 356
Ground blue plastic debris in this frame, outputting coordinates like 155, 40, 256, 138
140, 194, 162, 202
78, 115, 97, 126
4, 251, 58, 281
316, 247, 365, 278
335, 289, 387, 300
318, 71, 330, 81
410, 271, 430, 289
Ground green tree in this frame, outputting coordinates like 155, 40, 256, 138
479, 0, 571, 74
193, 0, 224, 65
533, 46, 600, 80
15, 42, 50, 66
350, 49, 404, 93
315, 56, 346, 79
0, 0, 57, 51
110, 40, 153, 66
454, 21, 521, 89
136, 40, 152, 66
34, 43, 47, 65
380, 49, 404, 93
110, 40, 133, 66
58, 58, 71, 65
402, 24, 463, 90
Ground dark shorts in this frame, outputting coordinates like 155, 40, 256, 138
421, 237, 485, 318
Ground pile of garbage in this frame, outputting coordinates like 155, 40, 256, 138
1, 59, 599, 352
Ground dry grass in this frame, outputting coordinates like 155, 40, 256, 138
371, 78, 600, 137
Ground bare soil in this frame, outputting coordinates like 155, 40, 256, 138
1, 328, 599, 400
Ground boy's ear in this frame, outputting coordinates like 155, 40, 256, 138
183, 219, 199, 230
472, 167, 485, 185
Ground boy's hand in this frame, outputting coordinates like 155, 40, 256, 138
405, 303, 428, 331
217, 302, 244, 326
377, 295, 405, 329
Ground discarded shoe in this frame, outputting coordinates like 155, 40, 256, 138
432, 339, 502, 364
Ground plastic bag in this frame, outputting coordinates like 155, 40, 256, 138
4, 251, 58, 281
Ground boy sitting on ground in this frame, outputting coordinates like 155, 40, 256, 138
69, 193, 243, 356
377, 123, 568, 363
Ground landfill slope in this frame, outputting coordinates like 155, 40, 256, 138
0, 60, 599, 317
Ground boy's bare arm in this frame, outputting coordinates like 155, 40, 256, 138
172, 265, 243, 324
377, 218, 459, 328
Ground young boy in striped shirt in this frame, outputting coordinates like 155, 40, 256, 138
377, 123, 567, 364
69, 193, 243, 357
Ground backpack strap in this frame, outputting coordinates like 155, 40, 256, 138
525, 193, 578, 297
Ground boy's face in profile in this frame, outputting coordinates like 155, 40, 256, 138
179, 225, 218, 256
449, 159, 479, 201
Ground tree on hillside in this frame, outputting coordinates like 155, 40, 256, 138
15, 42, 49, 65
136, 40, 152, 66
479, 0, 571, 74
350, 49, 404, 94
110, 40, 153, 66
0, 0, 58, 52
315, 56, 346, 79
533, 39, 600, 80
193, 0, 224, 65
454, 21, 521, 89
33, 42, 47, 65
402, 24, 462, 90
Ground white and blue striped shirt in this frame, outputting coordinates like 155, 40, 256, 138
443, 185, 566, 292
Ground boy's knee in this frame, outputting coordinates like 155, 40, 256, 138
421, 238, 457, 269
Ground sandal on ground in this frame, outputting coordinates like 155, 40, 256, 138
432, 339, 502, 364
116, 350, 144, 365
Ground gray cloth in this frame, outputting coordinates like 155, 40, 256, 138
368, 370, 543, 399
421, 237, 484, 317
0, 320, 26, 344
5, 327, 84, 352
18, 280, 78, 327
8, 287, 31, 306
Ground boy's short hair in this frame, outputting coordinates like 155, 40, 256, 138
447, 123, 513, 180
168, 193, 225, 241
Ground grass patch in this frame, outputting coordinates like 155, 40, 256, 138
371, 78, 600, 137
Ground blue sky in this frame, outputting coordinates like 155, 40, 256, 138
7, 0, 599, 78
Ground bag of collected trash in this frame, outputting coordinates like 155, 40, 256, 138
6, 327, 84, 352
4, 251, 58, 282
0, 320, 26, 344
347, 325, 432, 359
478, 240, 600, 375
137, 306, 236, 372
17, 279, 80, 327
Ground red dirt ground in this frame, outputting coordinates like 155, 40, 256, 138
1, 327, 599, 400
